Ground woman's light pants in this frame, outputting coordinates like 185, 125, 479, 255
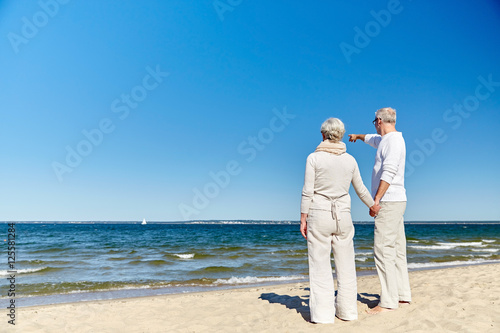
307, 209, 358, 324
374, 201, 412, 309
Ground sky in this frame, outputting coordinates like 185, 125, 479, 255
0, 0, 499, 222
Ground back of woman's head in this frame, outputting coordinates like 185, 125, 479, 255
321, 118, 345, 142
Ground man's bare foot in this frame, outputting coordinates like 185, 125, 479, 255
366, 305, 395, 315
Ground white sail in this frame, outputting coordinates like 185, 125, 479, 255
142, 218, 147, 225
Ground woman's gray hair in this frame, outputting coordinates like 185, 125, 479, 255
320, 118, 345, 142
375, 107, 397, 123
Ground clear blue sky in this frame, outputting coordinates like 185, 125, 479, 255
1, 0, 499, 221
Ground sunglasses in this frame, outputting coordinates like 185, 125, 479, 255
372, 118, 380, 125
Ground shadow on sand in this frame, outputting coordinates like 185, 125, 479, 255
259, 291, 311, 322
259, 290, 381, 321
357, 292, 380, 309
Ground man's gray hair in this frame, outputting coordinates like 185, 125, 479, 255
320, 118, 345, 142
376, 107, 397, 123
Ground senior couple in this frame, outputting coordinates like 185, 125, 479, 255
300, 107, 411, 324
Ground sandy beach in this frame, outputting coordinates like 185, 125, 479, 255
3, 263, 498, 332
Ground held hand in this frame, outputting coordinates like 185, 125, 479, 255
348, 134, 358, 142
369, 204, 381, 217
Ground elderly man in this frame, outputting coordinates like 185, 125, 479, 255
348, 107, 411, 314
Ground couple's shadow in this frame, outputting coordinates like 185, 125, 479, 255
259, 288, 379, 322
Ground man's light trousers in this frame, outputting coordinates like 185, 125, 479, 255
374, 201, 412, 309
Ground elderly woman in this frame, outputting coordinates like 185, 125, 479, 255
300, 118, 376, 324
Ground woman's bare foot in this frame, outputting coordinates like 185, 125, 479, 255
366, 305, 395, 315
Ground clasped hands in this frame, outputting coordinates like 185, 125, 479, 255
369, 203, 381, 217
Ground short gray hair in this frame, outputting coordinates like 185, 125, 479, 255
375, 107, 397, 123
320, 118, 345, 142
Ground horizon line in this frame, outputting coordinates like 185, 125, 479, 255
1, 220, 499, 224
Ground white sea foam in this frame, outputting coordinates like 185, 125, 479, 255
356, 256, 369, 262
482, 239, 496, 243
464, 254, 495, 258
408, 259, 500, 269
65, 284, 154, 294
410, 242, 487, 250
0, 267, 47, 276
471, 248, 499, 253
356, 251, 373, 256
174, 254, 195, 259
409, 244, 456, 250
438, 242, 485, 247
214, 275, 305, 285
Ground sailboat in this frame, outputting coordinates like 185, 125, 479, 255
141, 218, 147, 225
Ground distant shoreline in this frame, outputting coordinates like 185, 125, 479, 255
1, 220, 500, 224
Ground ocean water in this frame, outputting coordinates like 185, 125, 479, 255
1, 221, 499, 307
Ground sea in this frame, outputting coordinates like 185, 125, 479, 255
1, 221, 499, 307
